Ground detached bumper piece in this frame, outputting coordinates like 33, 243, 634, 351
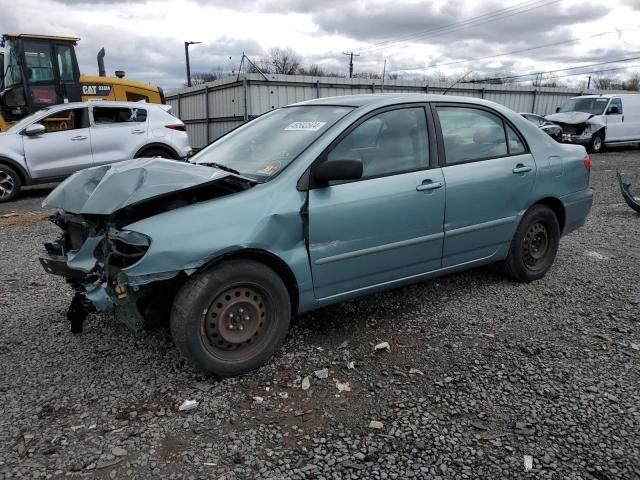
617, 170, 640, 214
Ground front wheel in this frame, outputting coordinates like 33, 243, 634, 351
587, 132, 604, 153
170, 259, 291, 377
501, 205, 560, 283
0, 164, 21, 203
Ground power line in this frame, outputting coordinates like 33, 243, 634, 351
355, 0, 561, 54
467, 54, 640, 83
504, 63, 640, 83
356, 0, 549, 52
342, 51, 361, 78
396, 25, 640, 72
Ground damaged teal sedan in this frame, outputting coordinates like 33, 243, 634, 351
40, 94, 593, 377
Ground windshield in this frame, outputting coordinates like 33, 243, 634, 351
191, 105, 354, 180
558, 97, 610, 115
7, 107, 51, 132
3, 39, 22, 88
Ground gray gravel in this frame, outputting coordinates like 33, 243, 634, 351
1, 149, 639, 479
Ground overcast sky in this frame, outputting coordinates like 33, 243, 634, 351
2, 0, 640, 89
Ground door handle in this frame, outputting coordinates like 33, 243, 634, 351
416, 180, 443, 192
512, 164, 532, 174
71, 135, 87, 141
131, 129, 146, 134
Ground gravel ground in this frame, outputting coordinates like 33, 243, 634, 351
0, 150, 639, 479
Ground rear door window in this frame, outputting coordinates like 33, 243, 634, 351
436, 107, 508, 165
92, 106, 147, 125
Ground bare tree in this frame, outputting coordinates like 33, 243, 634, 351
267, 47, 301, 75
594, 76, 614, 90
298, 64, 326, 76
622, 74, 640, 91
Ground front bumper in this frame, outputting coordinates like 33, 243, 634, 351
561, 133, 591, 145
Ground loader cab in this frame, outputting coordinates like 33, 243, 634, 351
0, 34, 82, 124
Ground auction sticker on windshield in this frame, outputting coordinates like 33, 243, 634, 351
284, 121, 327, 131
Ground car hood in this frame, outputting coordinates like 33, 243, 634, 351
545, 111, 594, 124
43, 158, 250, 215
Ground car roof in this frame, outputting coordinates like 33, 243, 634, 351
44, 100, 163, 111
292, 93, 504, 109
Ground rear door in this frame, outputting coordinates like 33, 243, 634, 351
307, 105, 446, 299
89, 105, 149, 166
23, 106, 92, 179
433, 104, 536, 267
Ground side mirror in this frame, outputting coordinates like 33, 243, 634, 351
607, 106, 620, 115
23, 123, 46, 136
312, 158, 363, 185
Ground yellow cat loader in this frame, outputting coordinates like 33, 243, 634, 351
0, 34, 165, 132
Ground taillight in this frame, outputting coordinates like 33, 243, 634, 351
583, 154, 591, 173
165, 124, 186, 132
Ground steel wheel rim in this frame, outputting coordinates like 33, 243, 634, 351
523, 222, 550, 269
593, 136, 602, 151
0, 171, 15, 200
202, 285, 270, 359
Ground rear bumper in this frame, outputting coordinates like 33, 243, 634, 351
562, 188, 593, 235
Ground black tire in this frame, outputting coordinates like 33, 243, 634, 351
140, 148, 176, 159
170, 259, 291, 377
587, 132, 604, 154
502, 205, 560, 283
0, 164, 21, 203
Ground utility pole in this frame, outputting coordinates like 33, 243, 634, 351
587, 75, 592, 89
381, 59, 387, 91
184, 41, 202, 87
342, 51, 360, 78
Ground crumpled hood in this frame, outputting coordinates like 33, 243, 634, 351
545, 111, 594, 125
43, 158, 237, 215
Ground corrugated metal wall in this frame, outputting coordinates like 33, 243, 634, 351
166, 73, 623, 149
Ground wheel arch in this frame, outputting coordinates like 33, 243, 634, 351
0, 156, 30, 186
197, 248, 300, 315
532, 196, 566, 233
134, 143, 179, 159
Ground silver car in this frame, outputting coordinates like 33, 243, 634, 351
0, 101, 192, 202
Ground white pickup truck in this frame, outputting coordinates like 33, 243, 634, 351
546, 94, 640, 153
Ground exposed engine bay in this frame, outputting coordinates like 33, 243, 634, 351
38, 158, 255, 333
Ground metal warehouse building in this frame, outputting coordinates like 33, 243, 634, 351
166, 73, 619, 150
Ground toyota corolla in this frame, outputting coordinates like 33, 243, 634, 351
39, 94, 593, 377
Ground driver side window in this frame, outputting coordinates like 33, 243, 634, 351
328, 107, 429, 178
608, 98, 622, 115
40, 108, 88, 133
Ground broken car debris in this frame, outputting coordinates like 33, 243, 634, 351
617, 170, 640, 213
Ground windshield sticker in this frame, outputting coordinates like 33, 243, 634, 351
256, 162, 282, 175
284, 121, 327, 131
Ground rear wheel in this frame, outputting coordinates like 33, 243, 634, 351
170, 259, 291, 377
0, 164, 21, 203
139, 148, 176, 159
502, 205, 560, 282
588, 132, 604, 153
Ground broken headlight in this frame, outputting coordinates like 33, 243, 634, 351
106, 229, 151, 269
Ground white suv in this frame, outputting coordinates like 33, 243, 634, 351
0, 101, 192, 202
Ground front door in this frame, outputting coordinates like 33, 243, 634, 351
307, 106, 446, 300
23, 107, 93, 180
604, 98, 624, 142
433, 105, 536, 267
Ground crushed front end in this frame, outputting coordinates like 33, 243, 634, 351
39, 212, 173, 333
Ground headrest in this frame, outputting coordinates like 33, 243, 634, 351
473, 125, 503, 144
